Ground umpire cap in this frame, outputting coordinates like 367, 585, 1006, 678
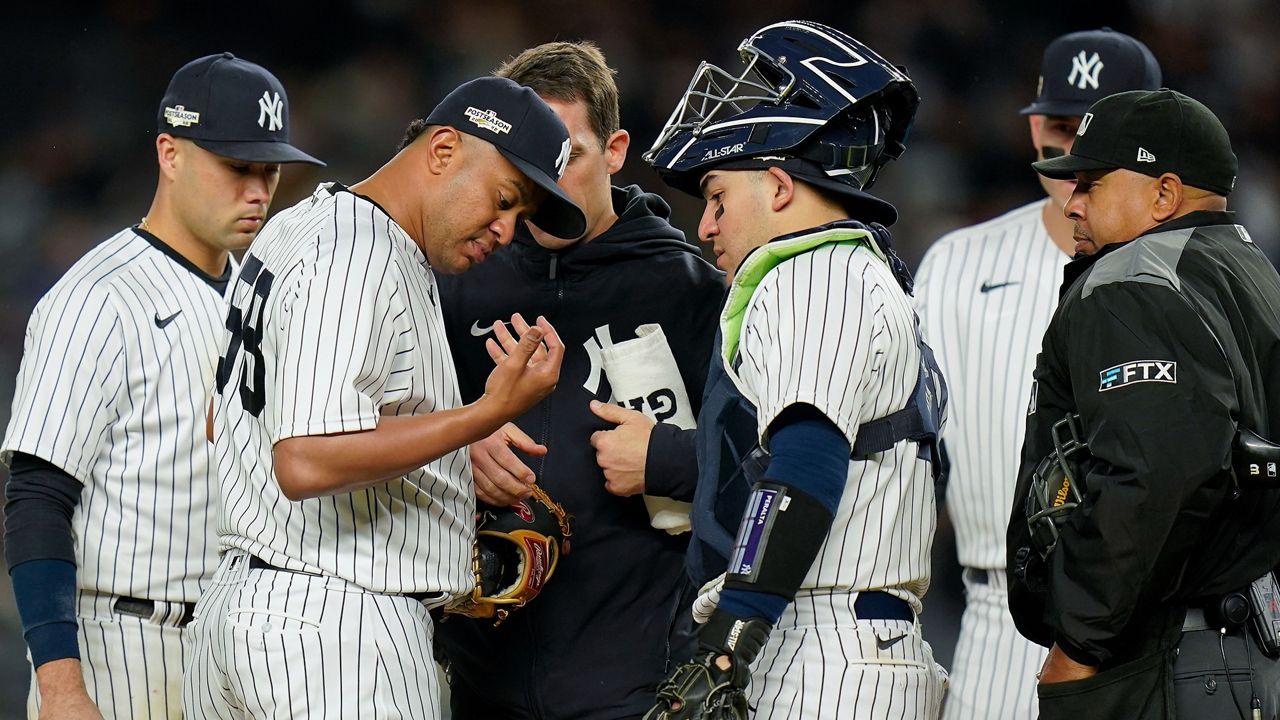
1021, 28, 1161, 117
1033, 89, 1238, 196
159, 52, 324, 166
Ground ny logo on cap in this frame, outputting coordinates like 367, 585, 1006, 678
258, 91, 284, 132
554, 138, 571, 179
1068, 51, 1104, 90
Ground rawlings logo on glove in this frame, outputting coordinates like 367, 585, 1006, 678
444, 484, 573, 625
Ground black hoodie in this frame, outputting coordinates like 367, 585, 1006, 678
435, 185, 724, 720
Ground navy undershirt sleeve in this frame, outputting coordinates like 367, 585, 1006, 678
716, 405, 850, 624
5, 452, 84, 667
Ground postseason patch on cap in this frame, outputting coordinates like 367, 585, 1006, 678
164, 105, 201, 128
465, 106, 512, 135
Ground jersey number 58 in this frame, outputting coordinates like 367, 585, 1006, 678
216, 254, 274, 417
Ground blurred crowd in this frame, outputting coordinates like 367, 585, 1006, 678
0, 0, 1276, 714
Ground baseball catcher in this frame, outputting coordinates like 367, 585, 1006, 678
445, 484, 573, 625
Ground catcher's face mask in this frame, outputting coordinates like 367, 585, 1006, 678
642, 19, 919, 209
445, 485, 573, 626
1024, 412, 1090, 558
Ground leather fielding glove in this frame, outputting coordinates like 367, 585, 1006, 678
644, 610, 771, 720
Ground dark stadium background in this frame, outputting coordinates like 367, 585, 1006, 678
0, 1, 1276, 714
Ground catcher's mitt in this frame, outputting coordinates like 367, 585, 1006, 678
644, 651, 750, 720
644, 613, 770, 720
444, 484, 572, 625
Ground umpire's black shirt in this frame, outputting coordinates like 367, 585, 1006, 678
1007, 211, 1280, 668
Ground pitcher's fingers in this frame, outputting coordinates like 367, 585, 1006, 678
493, 318, 523, 355
510, 326, 546, 366
510, 313, 532, 336
535, 316, 564, 361
485, 337, 506, 365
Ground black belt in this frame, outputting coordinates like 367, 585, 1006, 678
854, 591, 914, 621
113, 596, 196, 627
247, 554, 321, 576
247, 555, 445, 604
966, 568, 990, 585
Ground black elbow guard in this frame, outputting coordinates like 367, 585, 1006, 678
722, 480, 835, 601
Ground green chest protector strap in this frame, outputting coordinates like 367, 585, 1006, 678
718, 220, 949, 479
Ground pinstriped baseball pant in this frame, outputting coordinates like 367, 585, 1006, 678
27, 591, 189, 719
942, 570, 1044, 720
745, 591, 949, 719
182, 550, 445, 719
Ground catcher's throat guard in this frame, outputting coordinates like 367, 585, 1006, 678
1025, 412, 1090, 559
444, 484, 573, 625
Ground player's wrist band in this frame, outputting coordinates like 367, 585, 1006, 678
11, 558, 80, 667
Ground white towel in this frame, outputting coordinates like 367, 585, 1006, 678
598, 323, 695, 534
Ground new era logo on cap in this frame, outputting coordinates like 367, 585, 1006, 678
1137, 147, 1156, 163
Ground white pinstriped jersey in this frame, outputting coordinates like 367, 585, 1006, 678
3, 227, 233, 602
730, 241, 935, 611
213, 183, 473, 595
915, 200, 1070, 570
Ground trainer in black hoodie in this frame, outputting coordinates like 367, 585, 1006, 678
435, 184, 724, 720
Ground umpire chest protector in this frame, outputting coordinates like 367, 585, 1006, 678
688, 222, 948, 585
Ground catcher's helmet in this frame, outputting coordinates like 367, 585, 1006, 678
642, 20, 919, 224
1025, 413, 1090, 558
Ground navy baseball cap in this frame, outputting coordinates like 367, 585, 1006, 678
158, 52, 324, 166
426, 76, 586, 240
1033, 89, 1238, 196
1020, 28, 1161, 117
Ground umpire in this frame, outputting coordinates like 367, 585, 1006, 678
1007, 88, 1280, 719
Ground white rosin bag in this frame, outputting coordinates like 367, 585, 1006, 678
598, 323, 695, 534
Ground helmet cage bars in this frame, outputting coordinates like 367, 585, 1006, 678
643, 43, 798, 163
1025, 413, 1091, 558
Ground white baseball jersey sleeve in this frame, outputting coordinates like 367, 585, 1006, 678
732, 241, 935, 611
3, 227, 232, 602
213, 183, 473, 595
914, 200, 1069, 570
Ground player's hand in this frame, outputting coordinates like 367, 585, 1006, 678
471, 423, 545, 505
589, 400, 655, 497
480, 314, 563, 420
35, 659, 106, 720
1037, 643, 1097, 684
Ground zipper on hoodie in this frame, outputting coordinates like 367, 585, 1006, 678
526, 251, 563, 719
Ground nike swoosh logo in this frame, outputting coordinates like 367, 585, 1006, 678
154, 310, 182, 329
876, 633, 908, 651
980, 281, 1020, 293
470, 320, 496, 337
